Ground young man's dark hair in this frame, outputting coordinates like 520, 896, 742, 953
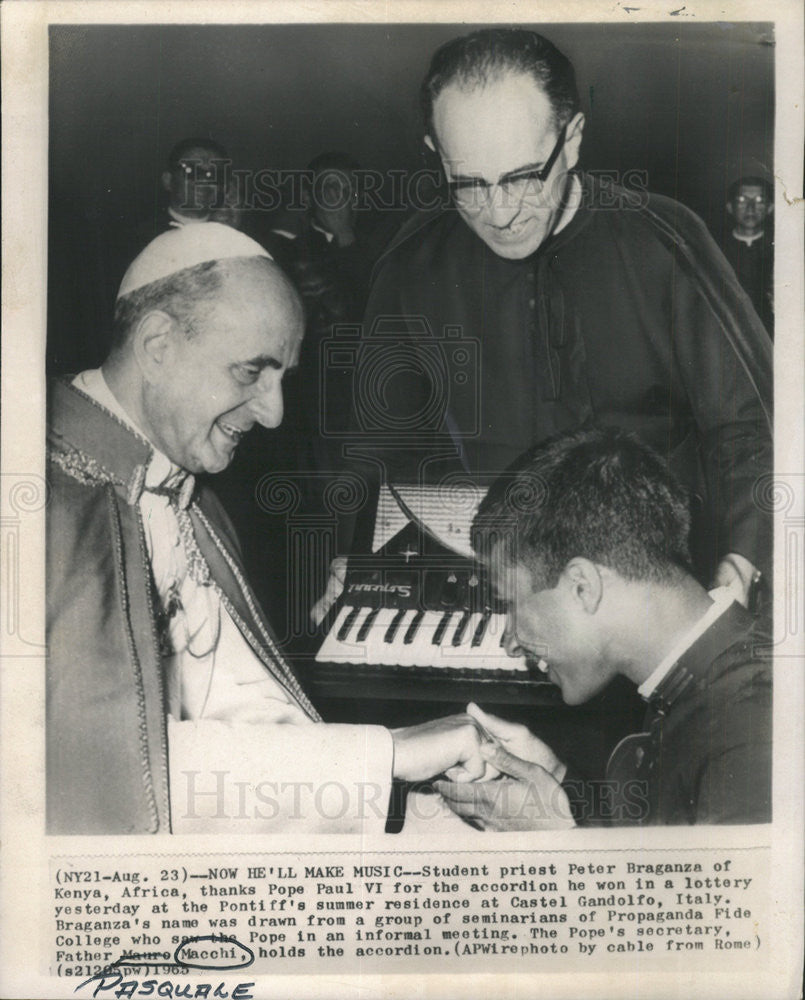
167, 136, 229, 170
420, 28, 581, 140
727, 175, 773, 204
307, 150, 361, 176
471, 427, 694, 589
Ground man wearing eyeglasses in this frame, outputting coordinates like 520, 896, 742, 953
329, 28, 772, 613
160, 136, 240, 230
722, 176, 774, 335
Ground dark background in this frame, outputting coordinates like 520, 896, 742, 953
48, 21, 774, 372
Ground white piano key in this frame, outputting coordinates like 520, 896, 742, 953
410, 610, 447, 669
450, 609, 475, 648
485, 611, 508, 646
506, 656, 530, 673
319, 605, 375, 663
365, 607, 400, 666
471, 612, 500, 665
331, 603, 354, 636
344, 605, 374, 649
383, 607, 408, 645
315, 605, 355, 662
355, 605, 381, 644
394, 608, 421, 667
428, 611, 461, 669
442, 611, 484, 666
477, 612, 527, 671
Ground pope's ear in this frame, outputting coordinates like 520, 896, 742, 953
424, 134, 436, 154
132, 310, 176, 380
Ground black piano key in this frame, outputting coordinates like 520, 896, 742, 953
471, 610, 491, 647
403, 609, 424, 645
356, 606, 380, 643
451, 610, 472, 646
384, 608, 406, 644
336, 605, 360, 642
432, 611, 453, 646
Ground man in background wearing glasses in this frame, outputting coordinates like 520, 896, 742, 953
333, 28, 772, 613
722, 175, 775, 336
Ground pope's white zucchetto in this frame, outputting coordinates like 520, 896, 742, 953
116, 222, 272, 299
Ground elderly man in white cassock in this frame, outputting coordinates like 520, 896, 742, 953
47, 223, 486, 835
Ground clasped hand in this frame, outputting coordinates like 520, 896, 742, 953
391, 713, 490, 783
390, 704, 574, 831
433, 704, 576, 831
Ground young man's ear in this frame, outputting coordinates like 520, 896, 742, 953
563, 557, 603, 614
132, 310, 176, 382
161, 170, 173, 193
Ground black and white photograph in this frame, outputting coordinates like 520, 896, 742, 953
1, 2, 802, 998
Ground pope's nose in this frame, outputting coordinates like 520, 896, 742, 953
247, 377, 284, 429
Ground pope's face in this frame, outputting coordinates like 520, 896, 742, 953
142, 263, 302, 474
428, 72, 583, 260
489, 546, 612, 706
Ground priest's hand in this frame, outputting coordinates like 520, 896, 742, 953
435, 743, 576, 831
464, 703, 567, 782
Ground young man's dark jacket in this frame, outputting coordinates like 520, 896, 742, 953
564, 600, 772, 825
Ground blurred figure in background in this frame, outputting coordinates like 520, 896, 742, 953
268, 151, 392, 352
132, 136, 244, 256
721, 176, 774, 336
159, 136, 242, 232
48, 134, 243, 375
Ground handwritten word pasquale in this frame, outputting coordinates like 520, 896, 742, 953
75, 976, 254, 999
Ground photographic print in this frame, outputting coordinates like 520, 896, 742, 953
1, 3, 802, 998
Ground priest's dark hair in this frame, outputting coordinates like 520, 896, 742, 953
421, 28, 580, 142
471, 427, 694, 590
